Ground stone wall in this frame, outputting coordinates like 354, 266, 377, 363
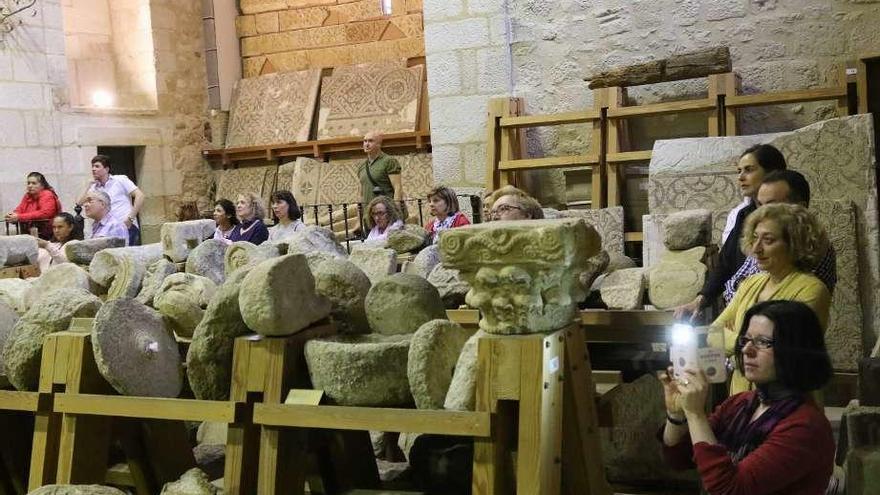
236, 0, 425, 78
0, 0, 210, 243
422, 0, 880, 202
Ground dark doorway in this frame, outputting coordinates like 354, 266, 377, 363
96, 146, 138, 185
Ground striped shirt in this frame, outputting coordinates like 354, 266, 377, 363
723, 246, 837, 303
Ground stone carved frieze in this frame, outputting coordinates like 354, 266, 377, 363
439, 218, 600, 334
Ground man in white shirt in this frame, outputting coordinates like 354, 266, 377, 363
77, 155, 145, 245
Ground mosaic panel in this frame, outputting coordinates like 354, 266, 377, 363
214, 165, 275, 204
554, 206, 625, 256
399, 152, 434, 200
317, 61, 424, 139
225, 69, 322, 147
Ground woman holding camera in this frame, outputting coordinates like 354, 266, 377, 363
708, 203, 830, 395
661, 300, 834, 495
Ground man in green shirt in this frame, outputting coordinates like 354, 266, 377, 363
359, 131, 402, 207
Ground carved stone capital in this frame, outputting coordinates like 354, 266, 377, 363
438, 219, 601, 334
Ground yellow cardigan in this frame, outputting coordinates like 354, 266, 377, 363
707, 271, 831, 395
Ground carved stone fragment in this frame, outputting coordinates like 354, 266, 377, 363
312, 258, 371, 334
408, 319, 476, 410
439, 219, 600, 334
135, 259, 179, 307
663, 208, 712, 250
409, 244, 441, 278
605, 253, 637, 274
365, 273, 446, 335
154, 273, 218, 338
648, 260, 706, 309
223, 241, 282, 276
386, 224, 427, 253
581, 250, 610, 295
443, 331, 483, 411
600, 267, 646, 310
2, 288, 102, 390
105, 255, 147, 301
89, 244, 164, 289
64, 237, 126, 265
304, 334, 413, 406
92, 299, 182, 397
285, 225, 347, 259
239, 254, 331, 336
160, 467, 219, 495
24, 263, 94, 310
160, 220, 217, 262
185, 239, 228, 286
349, 247, 396, 284
427, 264, 470, 309
187, 267, 252, 401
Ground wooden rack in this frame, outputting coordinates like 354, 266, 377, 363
486, 70, 854, 244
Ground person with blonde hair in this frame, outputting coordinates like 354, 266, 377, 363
708, 203, 831, 395
490, 190, 544, 221
425, 186, 470, 242
228, 192, 269, 245
364, 195, 404, 242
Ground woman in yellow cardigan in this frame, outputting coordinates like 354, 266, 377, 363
708, 203, 831, 395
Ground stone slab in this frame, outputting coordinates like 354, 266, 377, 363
160, 220, 217, 263
317, 61, 424, 139
225, 69, 322, 147
600, 267, 646, 310
553, 206, 625, 256
63, 237, 126, 265
349, 247, 396, 284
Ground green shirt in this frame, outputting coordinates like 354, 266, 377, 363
359, 152, 401, 206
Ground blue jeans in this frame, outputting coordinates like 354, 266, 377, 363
128, 224, 141, 246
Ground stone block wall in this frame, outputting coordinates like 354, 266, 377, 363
0, 0, 210, 244
422, 0, 880, 203
236, 0, 425, 77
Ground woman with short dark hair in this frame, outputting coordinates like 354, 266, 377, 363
425, 186, 470, 243
661, 300, 834, 494
267, 190, 304, 241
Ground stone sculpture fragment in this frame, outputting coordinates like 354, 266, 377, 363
160, 219, 216, 262
365, 273, 446, 335
408, 319, 476, 410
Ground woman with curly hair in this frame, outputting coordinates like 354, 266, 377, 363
708, 203, 831, 395
228, 192, 269, 245
364, 195, 404, 241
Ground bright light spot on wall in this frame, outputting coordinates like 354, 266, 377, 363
380, 0, 392, 15
91, 90, 114, 108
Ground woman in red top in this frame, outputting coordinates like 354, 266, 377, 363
660, 300, 834, 495
425, 186, 470, 243
5, 172, 61, 239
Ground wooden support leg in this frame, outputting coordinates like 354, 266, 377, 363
561, 328, 612, 495
27, 409, 60, 490
55, 414, 112, 484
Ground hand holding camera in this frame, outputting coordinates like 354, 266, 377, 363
669, 324, 728, 385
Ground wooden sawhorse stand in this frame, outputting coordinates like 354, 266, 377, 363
0, 390, 51, 494
252, 323, 612, 495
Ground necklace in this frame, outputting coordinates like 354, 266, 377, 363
238, 219, 259, 235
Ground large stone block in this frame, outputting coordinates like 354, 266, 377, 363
160, 220, 216, 262
408, 319, 476, 410
24, 263, 94, 311
312, 258, 371, 334
305, 334, 413, 406
224, 241, 282, 275
187, 268, 252, 401
154, 273, 218, 338
365, 273, 446, 335
662, 208, 712, 250
0, 235, 38, 267
600, 267, 646, 310
285, 225, 347, 259
89, 244, 164, 289
647, 260, 706, 310
349, 247, 396, 284
239, 254, 331, 336
92, 299, 182, 398
64, 237, 126, 265
386, 224, 428, 253
439, 218, 600, 334
1, 288, 102, 391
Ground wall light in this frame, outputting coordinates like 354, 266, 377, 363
91, 90, 115, 108
380, 0, 392, 15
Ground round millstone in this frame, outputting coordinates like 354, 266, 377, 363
312, 258, 371, 334
408, 319, 476, 410
365, 273, 446, 335
92, 299, 182, 397
305, 334, 413, 406
2, 288, 102, 391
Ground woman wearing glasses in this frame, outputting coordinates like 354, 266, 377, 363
364, 195, 404, 242
489, 190, 544, 221
660, 300, 834, 494
707, 203, 831, 395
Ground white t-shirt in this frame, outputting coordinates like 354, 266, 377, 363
89, 174, 138, 226
721, 197, 752, 245
268, 219, 306, 241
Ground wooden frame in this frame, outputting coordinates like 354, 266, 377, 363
485, 70, 854, 245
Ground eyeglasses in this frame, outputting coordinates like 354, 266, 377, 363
737, 335, 775, 350
371, 210, 388, 217
490, 204, 523, 217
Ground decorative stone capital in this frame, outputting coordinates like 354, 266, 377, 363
438, 219, 601, 334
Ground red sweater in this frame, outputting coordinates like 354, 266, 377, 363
662, 391, 834, 495
13, 189, 60, 222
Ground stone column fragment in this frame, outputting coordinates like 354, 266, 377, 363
438, 218, 600, 334
160, 219, 217, 262
89, 244, 164, 288
64, 237, 126, 265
